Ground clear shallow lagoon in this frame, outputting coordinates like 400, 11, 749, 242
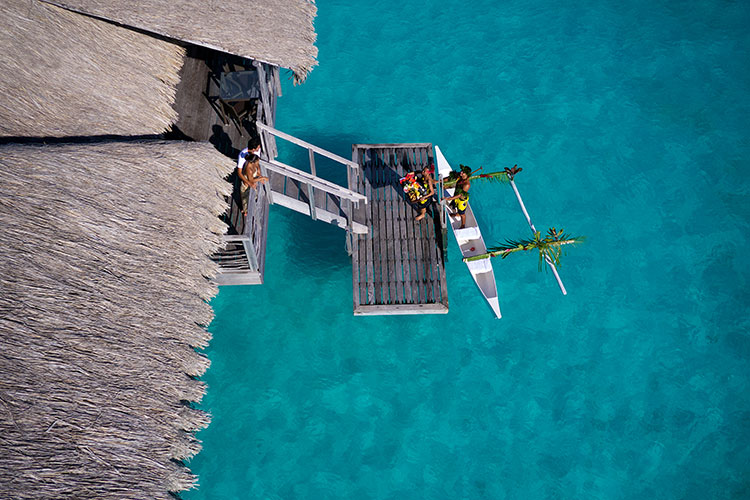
187, 1, 750, 498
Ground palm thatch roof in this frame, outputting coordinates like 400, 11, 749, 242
0, 0, 185, 138
0, 140, 234, 499
43, 0, 318, 81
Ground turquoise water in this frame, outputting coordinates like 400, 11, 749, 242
187, 1, 750, 498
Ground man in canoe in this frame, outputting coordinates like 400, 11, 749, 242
445, 166, 471, 229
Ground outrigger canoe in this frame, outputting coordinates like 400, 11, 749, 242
434, 146, 501, 318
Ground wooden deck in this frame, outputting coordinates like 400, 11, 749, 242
171, 46, 279, 285
171, 46, 258, 155
350, 144, 449, 315
212, 183, 270, 285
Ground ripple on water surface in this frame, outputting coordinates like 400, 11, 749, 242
188, 0, 750, 498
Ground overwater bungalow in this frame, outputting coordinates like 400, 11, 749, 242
0, 141, 229, 498
0, 0, 316, 497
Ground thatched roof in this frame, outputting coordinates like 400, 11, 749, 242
0, 140, 233, 499
43, 0, 318, 81
0, 0, 185, 138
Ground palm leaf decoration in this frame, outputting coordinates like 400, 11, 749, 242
464, 228, 585, 271
504, 164, 523, 180
443, 164, 522, 188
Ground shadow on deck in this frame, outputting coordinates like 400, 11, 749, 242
168, 46, 277, 285
351, 144, 449, 315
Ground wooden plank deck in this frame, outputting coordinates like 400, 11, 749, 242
171, 46, 258, 154
350, 144, 449, 315
171, 46, 277, 285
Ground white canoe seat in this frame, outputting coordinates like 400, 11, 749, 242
466, 257, 492, 274
455, 226, 481, 241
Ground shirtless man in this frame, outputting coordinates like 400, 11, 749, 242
444, 168, 471, 229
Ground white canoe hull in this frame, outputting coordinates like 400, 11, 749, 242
434, 146, 501, 318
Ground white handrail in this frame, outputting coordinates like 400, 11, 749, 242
509, 180, 567, 295
256, 122, 358, 169
261, 159, 367, 204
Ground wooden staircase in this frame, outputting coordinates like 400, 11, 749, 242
215, 123, 369, 286
257, 123, 368, 239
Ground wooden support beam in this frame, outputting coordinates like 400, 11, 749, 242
269, 191, 368, 234
307, 184, 317, 221
254, 62, 277, 158
272, 65, 282, 97
243, 238, 259, 271
308, 147, 316, 176
222, 235, 249, 242
352, 143, 435, 150
254, 62, 272, 123
354, 303, 449, 316
214, 271, 262, 286
261, 158, 367, 204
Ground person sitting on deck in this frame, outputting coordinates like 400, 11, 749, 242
414, 163, 436, 222
237, 138, 267, 216
444, 166, 471, 229
400, 162, 436, 221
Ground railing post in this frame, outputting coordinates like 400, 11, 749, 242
346, 162, 353, 192
243, 238, 258, 272
308, 147, 316, 176
256, 123, 274, 205
307, 184, 317, 220
257, 123, 268, 160
344, 198, 353, 255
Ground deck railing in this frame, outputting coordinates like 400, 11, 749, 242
256, 122, 368, 251
213, 61, 277, 284
213, 175, 268, 284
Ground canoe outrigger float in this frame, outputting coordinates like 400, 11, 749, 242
435, 146, 502, 318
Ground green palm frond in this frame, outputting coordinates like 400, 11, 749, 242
464, 227, 585, 270
444, 170, 510, 188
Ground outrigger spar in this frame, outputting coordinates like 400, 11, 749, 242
504, 167, 567, 295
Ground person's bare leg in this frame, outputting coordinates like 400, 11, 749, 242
460, 213, 466, 229
241, 183, 249, 216
415, 208, 426, 221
